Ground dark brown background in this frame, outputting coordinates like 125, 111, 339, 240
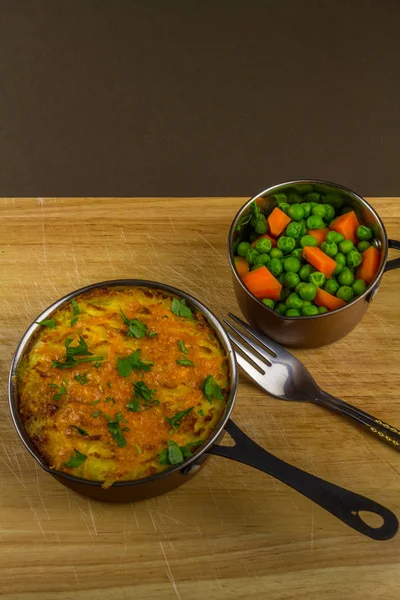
1, 0, 399, 198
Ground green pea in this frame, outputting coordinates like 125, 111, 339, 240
291, 248, 303, 260
346, 250, 363, 268
286, 221, 303, 239
298, 219, 307, 237
283, 256, 301, 273
275, 302, 287, 315
333, 262, 343, 277
322, 194, 344, 210
324, 279, 339, 295
286, 309, 301, 317
254, 214, 268, 234
280, 287, 291, 302
302, 203, 312, 218
338, 239, 354, 254
306, 215, 325, 230
283, 272, 300, 289
302, 300, 312, 306
270, 248, 283, 259
321, 241, 338, 257
336, 285, 354, 302
277, 236, 296, 254
286, 293, 303, 310
326, 231, 344, 244
353, 279, 367, 296
261, 298, 275, 309
356, 225, 372, 242
309, 271, 325, 287
287, 192, 303, 204
237, 241, 251, 257
302, 304, 319, 316
309, 202, 319, 210
254, 253, 271, 267
300, 235, 318, 248
245, 247, 260, 265
288, 204, 305, 221
277, 273, 285, 285
338, 268, 354, 286
295, 282, 306, 294
311, 205, 326, 219
255, 237, 272, 253
272, 193, 288, 203
268, 258, 283, 277
304, 192, 320, 203
299, 282, 317, 301
357, 241, 371, 253
299, 264, 314, 281
335, 252, 346, 266
278, 202, 290, 214
318, 306, 328, 314
324, 204, 336, 222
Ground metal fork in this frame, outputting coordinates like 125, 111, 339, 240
224, 313, 400, 451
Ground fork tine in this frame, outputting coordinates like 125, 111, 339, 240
224, 319, 274, 365
226, 331, 267, 373
234, 349, 268, 387
227, 313, 293, 359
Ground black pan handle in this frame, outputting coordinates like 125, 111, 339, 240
385, 239, 400, 272
207, 419, 398, 540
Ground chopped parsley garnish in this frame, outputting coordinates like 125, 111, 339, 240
236, 201, 259, 232
134, 444, 142, 454
171, 297, 193, 319
64, 449, 87, 468
91, 410, 103, 418
70, 299, 80, 326
126, 381, 159, 412
35, 319, 57, 329
117, 349, 153, 378
148, 330, 158, 338
176, 357, 193, 366
48, 380, 68, 401
74, 373, 88, 385
158, 440, 203, 465
106, 381, 111, 388
107, 420, 127, 448
178, 340, 188, 354
105, 396, 116, 404
71, 425, 89, 436
200, 375, 224, 404
197, 409, 204, 417
165, 407, 193, 430
52, 336, 104, 369
88, 399, 100, 406
120, 308, 147, 338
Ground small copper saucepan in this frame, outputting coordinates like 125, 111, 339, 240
228, 180, 400, 348
7, 280, 399, 539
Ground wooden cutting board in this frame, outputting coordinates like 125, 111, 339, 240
0, 197, 399, 600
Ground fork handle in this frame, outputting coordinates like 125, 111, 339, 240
208, 419, 398, 540
315, 391, 400, 451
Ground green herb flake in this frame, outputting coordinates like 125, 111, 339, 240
48, 379, 68, 401
178, 340, 188, 354
148, 330, 158, 339
117, 349, 153, 378
159, 440, 189, 465
70, 299, 80, 326
134, 381, 157, 403
35, 319, 57, 329
165, 407, 193, 430
171, 297, 193, 319
126, 400, 141, 412
52, 336, 104, 369
94, 362, 102, 368
64, 449, 87, 468
105, 396, 116, 404
176, 357, 193, 367
88, 399, 100, 406
106, 381, 111, 388
197, 409, 204, 417
74, 373, 88, 385
134, 444, 142, 454
120, 308, 147, 338
200, 375, 224, 404
71, 425, 89, 436
107, 420, 127, 448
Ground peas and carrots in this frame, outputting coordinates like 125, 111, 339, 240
233, 186, 381, 317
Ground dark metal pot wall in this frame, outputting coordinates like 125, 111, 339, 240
228, 180, 400, 348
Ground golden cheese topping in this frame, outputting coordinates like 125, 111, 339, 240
17, 287, 230, 487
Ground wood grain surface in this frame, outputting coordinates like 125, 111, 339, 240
0, 197, 399, 600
